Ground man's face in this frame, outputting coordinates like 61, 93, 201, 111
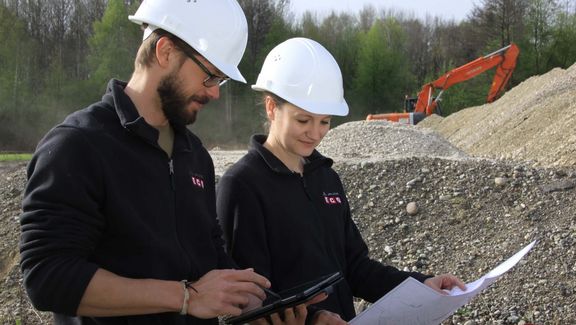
157, 54, 222, 126
157, 71, 208, 126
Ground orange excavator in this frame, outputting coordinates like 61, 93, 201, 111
366, 43, 519, 124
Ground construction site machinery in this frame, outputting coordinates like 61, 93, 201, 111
366, 43, 520, 125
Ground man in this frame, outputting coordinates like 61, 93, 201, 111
19, 1, 271, 324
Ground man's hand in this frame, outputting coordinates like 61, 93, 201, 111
423, 274, 466, 294
186, 268, 269, 318
242, 291, 265, 312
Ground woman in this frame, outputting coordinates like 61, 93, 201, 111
217, 38, 465, 324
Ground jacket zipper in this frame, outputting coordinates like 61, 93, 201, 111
143, 136, 192, 279
168, 159, 175, 191
300, 173, 313, 200
168, 157, 194, 279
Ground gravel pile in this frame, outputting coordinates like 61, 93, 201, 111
318, 120, 468, 163
419, 64, 576, 167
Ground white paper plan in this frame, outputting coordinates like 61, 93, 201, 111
350, 241, 536, 325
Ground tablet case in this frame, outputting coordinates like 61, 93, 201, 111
223, 271, 343, 325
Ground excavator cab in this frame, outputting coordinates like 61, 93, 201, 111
404, 96, 442, 115
367, 43, 519, 125
365, 96, 442, 125
404, 96, 417, 112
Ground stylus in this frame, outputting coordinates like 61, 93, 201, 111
261, 286, 282, 300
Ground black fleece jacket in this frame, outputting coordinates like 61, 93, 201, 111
216, 135, 431, 322
19, 79, 233, 325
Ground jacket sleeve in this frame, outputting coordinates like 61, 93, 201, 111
338, 177, 432, 303
216, 174, 272, 279
204, 159, 236, 269
20, 126, 104, 315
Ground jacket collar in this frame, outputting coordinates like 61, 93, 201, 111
249, 134, 333, 174
102, 79, 193, 151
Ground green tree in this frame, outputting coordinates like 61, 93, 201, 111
527, 0, 558, 73
402, 18, 433, 86
0, 4, 39, 149
352, 18, 414, 119
358, 5, 377, 32
470, 0, 529, 47
299, 11, 321, 39
68, 0, 94, 79
315, 12, 361, 101
546, 9, 576, 69
87, 0, 141, 92
238, 0, 291, 83
0, 5, 26, 113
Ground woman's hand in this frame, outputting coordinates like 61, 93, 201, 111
424, 274, 466, 294
250, 292, 328, 325
250, 304, 308, 325
312, 309, 347, 324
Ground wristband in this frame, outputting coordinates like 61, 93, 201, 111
180, 280, 190, 315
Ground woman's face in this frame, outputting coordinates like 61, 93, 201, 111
267, 99, 332, 158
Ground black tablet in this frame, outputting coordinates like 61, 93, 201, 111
223, 272, 343, 325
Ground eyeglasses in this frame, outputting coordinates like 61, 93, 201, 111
185, 52, 230, 88
153, 35, 229, 87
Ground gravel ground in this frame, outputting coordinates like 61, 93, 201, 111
338, 157, 576, 324
1, 64, 576, 324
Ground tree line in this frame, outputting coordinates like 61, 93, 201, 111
1, 0, 575, 150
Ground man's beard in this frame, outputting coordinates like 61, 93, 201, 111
157, 72, 210, 126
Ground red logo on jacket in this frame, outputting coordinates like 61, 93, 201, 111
323, 193, 342, 205
191, 176, 205, 189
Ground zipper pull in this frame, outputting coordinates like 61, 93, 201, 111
169, 159, 175, 190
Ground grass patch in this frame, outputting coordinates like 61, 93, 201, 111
0, 153, 32, 162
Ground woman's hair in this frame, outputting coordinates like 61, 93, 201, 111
259, 92, 288, 132
135, 25, 199, 69
261, 92, 287, 107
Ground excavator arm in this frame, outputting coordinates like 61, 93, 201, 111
367, 43, 519, 124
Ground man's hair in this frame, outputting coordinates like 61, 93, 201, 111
135, 25, 200, 69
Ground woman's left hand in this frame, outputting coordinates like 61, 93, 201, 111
250, 304, 307, 325
424, 274, 466, 295
250, 293, 327, 325
312, 309, 348, 324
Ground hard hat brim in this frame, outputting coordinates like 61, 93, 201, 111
252, 85, 349, 116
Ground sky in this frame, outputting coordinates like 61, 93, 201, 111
289, 0, 478, 22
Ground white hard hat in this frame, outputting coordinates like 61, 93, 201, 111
129, 0, 248, 83
252, 38, 349, 116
